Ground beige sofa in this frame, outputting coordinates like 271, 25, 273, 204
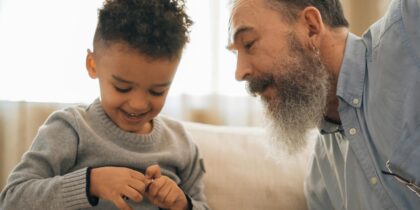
0, 101, 314, 210
183, 121, 314, 210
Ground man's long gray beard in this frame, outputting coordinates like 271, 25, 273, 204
267, 52, 328, 157
248, 35, 330, 157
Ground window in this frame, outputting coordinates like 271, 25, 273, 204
0, 0, 246, 103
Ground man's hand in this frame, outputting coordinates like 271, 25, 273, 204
145, 165, 188, 210
90, 167, 149, 210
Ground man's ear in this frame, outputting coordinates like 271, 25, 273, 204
299, 6, 324, 49
86, 49, 97, 79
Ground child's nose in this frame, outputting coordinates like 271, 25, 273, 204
128, 93, 150, 112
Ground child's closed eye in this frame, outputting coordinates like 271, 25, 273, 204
149, 90, 165, 96
114, 86, 132, 93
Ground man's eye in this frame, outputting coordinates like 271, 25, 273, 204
244, 40, 256, 50
149, 90, 165, 96
114, 86, 132, 93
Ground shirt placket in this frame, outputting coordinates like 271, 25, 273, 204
340, 104, 397, 210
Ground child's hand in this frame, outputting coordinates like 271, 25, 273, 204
145, 165, 188, 210
90, 167, 149, 210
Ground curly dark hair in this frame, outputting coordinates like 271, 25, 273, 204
265, 0, 349, 28
93, 0, 193, 59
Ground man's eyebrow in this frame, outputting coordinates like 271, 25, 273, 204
112, 75, 133, 84
227, 26, 253, 51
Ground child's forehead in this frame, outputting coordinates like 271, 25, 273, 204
95, 40, 137, 55
94, 40, 173, 62
93, 41, 181, 70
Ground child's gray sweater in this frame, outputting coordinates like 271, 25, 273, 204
0, 99, 208, 210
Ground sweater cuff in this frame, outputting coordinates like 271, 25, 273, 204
62, 167, 95, 209
86, 167, 99, 206
185, 193, 193, 210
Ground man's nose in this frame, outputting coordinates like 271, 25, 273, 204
235, 53, 252, 81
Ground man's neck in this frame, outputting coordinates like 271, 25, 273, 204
320, 27, 349, 124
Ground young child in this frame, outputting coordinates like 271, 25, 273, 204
0, 0, 209, 210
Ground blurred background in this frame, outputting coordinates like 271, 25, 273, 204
0, 0, 391, 188
0, 0, 391, 125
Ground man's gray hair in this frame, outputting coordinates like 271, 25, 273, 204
264, 0, 349, 27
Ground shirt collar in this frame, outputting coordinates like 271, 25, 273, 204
319, 119, 343, 135
336, 32, 367, 108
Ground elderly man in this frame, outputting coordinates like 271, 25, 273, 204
228, 0, 420, 209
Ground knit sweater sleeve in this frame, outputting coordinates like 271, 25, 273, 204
179, 132, 209, 210
0, 109, 92, 210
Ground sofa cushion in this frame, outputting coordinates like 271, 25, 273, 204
183, 122, 314, 210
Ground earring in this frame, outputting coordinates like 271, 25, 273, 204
312, 46, 320, 55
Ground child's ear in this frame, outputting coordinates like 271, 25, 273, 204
86, 49, 97, 79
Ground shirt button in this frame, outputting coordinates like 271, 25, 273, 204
370, 176, 378, 185
352, 98, 360, 105
349, 128, 357, 135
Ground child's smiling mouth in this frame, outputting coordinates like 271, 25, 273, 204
120, 108, 150, 123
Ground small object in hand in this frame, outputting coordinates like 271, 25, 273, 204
145, 178, 155, 192
122, 178, 154, 201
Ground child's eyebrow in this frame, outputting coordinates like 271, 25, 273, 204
153, 81, 172, 88
112, 75, 133, 84
112, 74, 172, 87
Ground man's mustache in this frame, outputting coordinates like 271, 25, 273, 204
246, 75, 274, 96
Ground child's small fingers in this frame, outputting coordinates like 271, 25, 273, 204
128, 169, 146, 181
129, 179, 147, 194
144, 178, 154, 192
144, 193, 160, 207
112, 196, 132, 210
147, 177, 166, 197
145, 164, 161, 179
164, 187, 178, 204
123, 186, 144, 203
157, 183, 171, 203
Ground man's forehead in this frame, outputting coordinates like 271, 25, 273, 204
231, 0, 261, 24
230, 0, 262, 38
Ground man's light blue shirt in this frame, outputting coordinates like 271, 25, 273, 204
304, 0, 420, 209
